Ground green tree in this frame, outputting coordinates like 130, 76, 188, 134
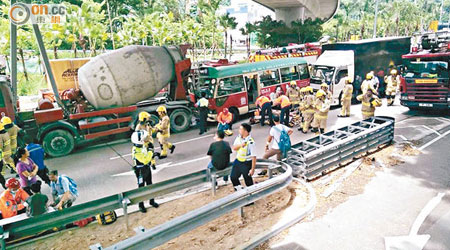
219, 13, 237, 59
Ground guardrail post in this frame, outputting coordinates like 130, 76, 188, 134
211, 176, 217, 196
239, 206, 244, 218
120, 194, 131, 231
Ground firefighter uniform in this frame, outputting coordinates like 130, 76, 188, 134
338, 78, 353, 117
274, 95, 292, 126
320, 83, 333, 101
255, 95, 274, 126
361, 73, 376, 95
286, 81, 301, 108
131, 130, 159, 213
2, 117, 20, 155
385, 69, 400, 106
301, 87, 316, 133
0, 123, 13, 173
357, 91, 382, 119
298, 88, 307, 128
156, 106, 175, 158
196, 96, 209, 135
311, 90, 330, 134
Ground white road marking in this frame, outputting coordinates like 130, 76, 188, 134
419, 129, 450, 150
410, 192, 445, 236
109, 134, 214, 160
111, 156, 210, 177
421, 125, 441, 136
394, 135, 408, 141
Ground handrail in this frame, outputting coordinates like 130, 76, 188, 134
102, 159, 292, 250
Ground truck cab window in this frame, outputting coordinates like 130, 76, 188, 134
298, 64, 310, 80
260, 69, 281, 87
335, 70, 348, 84
280, 66, 300, 82
197, 78, 215, 97
216, 76, 245, 97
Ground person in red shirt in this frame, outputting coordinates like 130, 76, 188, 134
217, 108, 233, 131
0, 178, 29, 219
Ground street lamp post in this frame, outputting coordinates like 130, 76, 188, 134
373, 0, 380, 38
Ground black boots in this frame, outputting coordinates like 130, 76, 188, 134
150, 199, 159, 208
170, 145, 176, 154
139, 202, 147, 213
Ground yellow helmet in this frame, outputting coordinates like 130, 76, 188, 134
138, 111, 151, 122
390, 69, 397, 75
316, 89, 326, 98
366, 73, 373, 80
290, 80, 297, 86
320, 83, 328, 89
1, 116, 12, 126
300, 87, 306, 93
346, 77, 353, 84
156, 106, 167, 113
306, 86, 313, 93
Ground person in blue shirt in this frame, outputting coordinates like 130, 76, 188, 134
25, 142, 50, 185
49, 170, 78, 210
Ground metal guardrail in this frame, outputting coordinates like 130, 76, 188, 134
1, 169, 211, 245
286, 116, 395, 180
99, 160, 292, 250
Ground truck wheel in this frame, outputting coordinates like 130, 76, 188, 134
229, 108, 239, 123
170, 109, 191, 133
42, 129, 75, 157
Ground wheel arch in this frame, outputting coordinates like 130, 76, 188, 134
37, 120, 79, 143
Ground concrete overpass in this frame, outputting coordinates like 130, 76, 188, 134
253, 0, 339, 25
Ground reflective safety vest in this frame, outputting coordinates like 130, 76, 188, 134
256, 96, 270, 108
236, 136, 255, 162
132, 146, 154, 167
198, 98, 209, 107
275, 95, 291, 108
342, 84, 353, 100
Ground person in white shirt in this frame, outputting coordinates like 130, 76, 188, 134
263, 115, 293, 161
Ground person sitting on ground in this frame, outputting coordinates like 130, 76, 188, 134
0, 178, 29, 219
25, 182, 48, 217
49, 170, 78, 210
207, 130, 232, 183
263, 115, 293, 161
217, 108, 233, 136
25, 140, 50, 185
15, 147, 38, 195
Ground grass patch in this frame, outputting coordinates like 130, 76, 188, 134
17, 72, 47, 96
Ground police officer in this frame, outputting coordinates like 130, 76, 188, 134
136, 111, 157, 164
311, 90, 330, 134
155, 106, 175, 159
299, 87, 315, 133
357, 88, 382, 119
385, 69, 400, 106
196, 92, 209, 135
286, 81, 301, 109
338, 77, 353, 117
231, 123, 256, 191
131, 130, 159, 213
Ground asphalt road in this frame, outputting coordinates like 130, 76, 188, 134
27, 99, 449, 206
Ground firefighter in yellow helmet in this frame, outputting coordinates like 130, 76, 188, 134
1, 117, 21, 156
338, 77, 354, 117
320, 82, 333, 100
155, 106, 175, 159
299, 87, 316, 133
385, 69, 400, 106
0, 121, 14, 173
361, 72, 376, 95
286, 81, 301, 109
357, 88, 382, 119
311, 89, 330, 134
131, 130, 159, 213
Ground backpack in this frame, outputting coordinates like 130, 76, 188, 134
273, 126, 291, 158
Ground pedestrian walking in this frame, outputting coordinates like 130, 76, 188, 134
263, 116, 293, 161
273, 93, 292, 126
311, 90, 330, 134
357, 89, 382, 119
15, 147, 38, 195
385, 69, 400, 106
207, 130, 232, 182
0, 178, 28, 219
131, 130, 159, 213
25, 182, 48, 217
25, 142, 50, 185
255, 95, 274, 126
338, 77, 353, 117
49, 170, 78, 210
230, 123, 256, 191
196, 92, 209, 135
299, 87, 316, 133
155, 105, 175, 159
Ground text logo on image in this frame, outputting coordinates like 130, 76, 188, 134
9, 3, 66, 25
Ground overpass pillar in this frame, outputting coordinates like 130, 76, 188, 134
275, 6, 305, 26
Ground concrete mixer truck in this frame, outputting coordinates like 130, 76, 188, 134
0, 45, 193, 157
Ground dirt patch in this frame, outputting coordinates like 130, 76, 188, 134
398, 143, 421, 156
16, 179, 308, 250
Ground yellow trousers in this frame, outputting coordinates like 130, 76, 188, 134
157, 133, 173, 156
340, 99, 351, 116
